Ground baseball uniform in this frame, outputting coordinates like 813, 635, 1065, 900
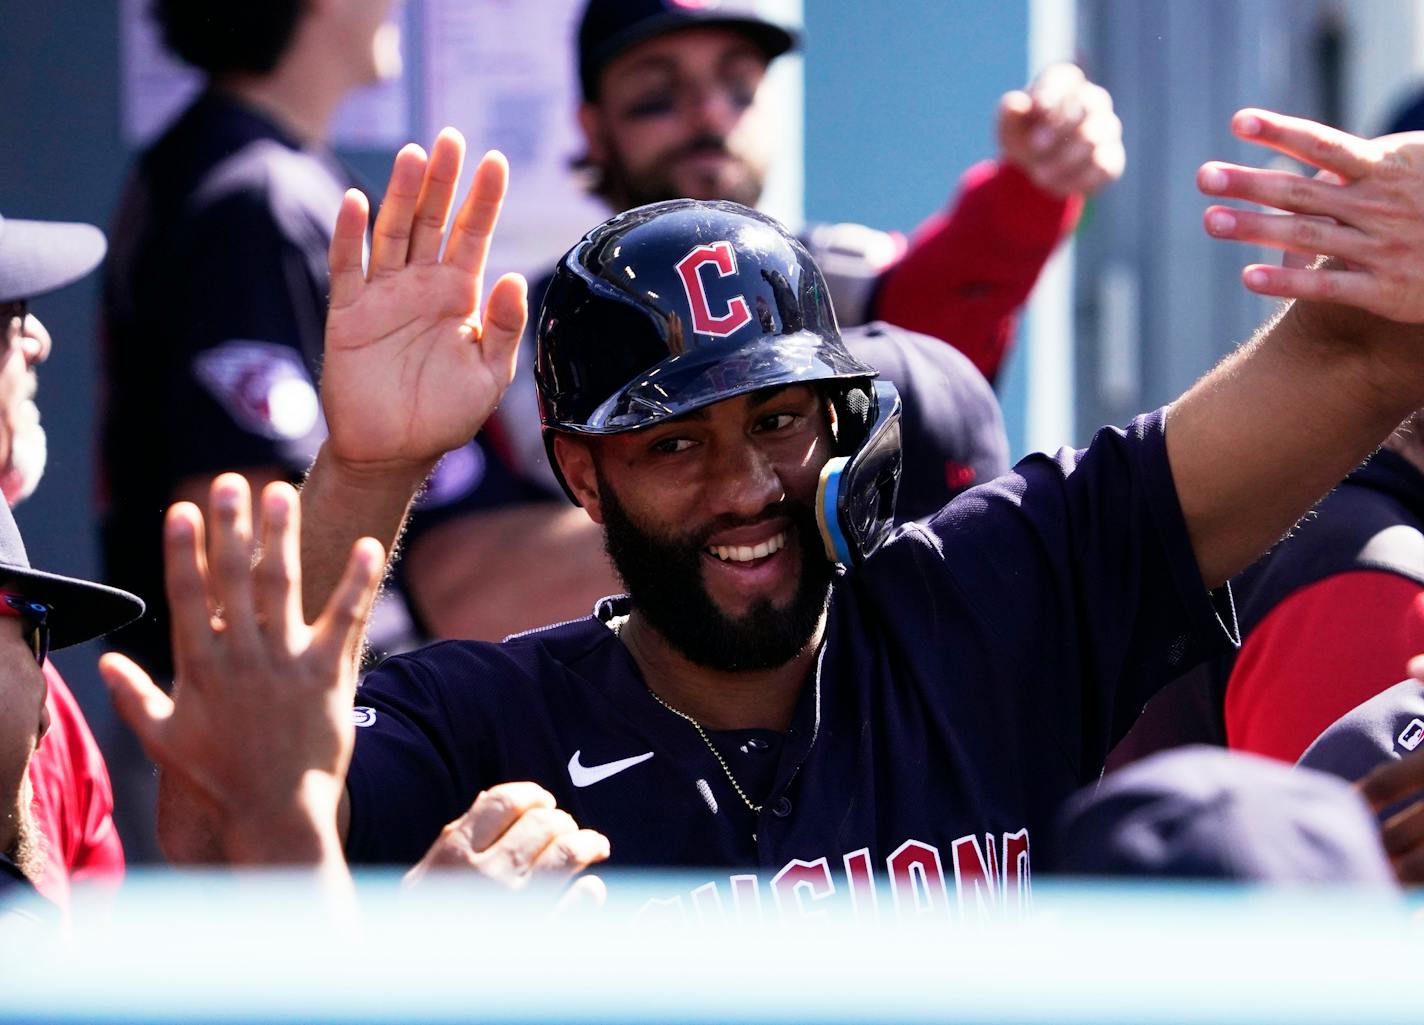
347, 411, 1234, 914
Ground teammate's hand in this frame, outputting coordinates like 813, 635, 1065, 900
1199, 110, 1424, 324
1357, 744, 1424, 884
996, 63, 1124, 198
405, 782, 610, 905
99, 474, 384, 866
321, 129, 528, 478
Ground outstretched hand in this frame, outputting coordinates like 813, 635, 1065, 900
99, 474, 384, 867
1199, 110, 1424, 324
997, 63, 1124, 198
322, 129, 528, 477
405, 782, 610, 910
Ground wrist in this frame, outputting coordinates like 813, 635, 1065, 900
1280, 299, 1424, 416
309, 443, 438, 502
221, 780, 347, 868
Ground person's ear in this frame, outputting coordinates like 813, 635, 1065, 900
577, 103, 608, 166
555, 435, 604, 524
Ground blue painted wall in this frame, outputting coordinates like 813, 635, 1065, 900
803, 2, 1028, 232
802, 1, 1031, 451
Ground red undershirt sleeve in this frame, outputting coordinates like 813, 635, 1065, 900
869, 160, 1082, 382
1224, 571, 1424, 762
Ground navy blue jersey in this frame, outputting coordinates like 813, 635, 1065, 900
100, 90, 470, 667
346, 410, 1234, 913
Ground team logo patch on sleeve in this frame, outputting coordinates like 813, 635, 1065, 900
192, 341, 321, 441
1398, 718, 1424, 752
352, 706, 378, 728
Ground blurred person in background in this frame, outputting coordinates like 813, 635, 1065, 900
398, 0, 1125, 642
99, 0, 408, 686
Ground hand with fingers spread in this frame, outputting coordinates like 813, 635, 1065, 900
1199, 109, 1424, 326
997, 63, 1125, 198
99, 473, 384, 870
322, 128, 528, 477
404, 782, 610, 906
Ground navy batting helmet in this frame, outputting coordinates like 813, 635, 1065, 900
535, 199, 902, 566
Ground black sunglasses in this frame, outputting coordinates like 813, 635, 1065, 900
0, 594, 51, 666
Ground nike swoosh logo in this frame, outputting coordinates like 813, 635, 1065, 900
568, 749, 654, 787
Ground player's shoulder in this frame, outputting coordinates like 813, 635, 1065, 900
799, 222, 903, 327
365, 605, 627, 697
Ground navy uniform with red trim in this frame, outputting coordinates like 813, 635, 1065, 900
343, 201, 1232, 915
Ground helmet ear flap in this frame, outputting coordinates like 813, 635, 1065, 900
816, 381, 903, 566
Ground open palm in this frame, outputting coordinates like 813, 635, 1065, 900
322, 130, 528, 472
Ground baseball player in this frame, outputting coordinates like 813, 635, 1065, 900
0, 212, 131, 909
159, 109, 1424, 914
0, 497, 143, 901
399, 0, 1123, 640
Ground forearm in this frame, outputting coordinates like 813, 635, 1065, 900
299, 443, 434, 618
404, 502, 618, 640
1168, 300, 1424, 588
872, 161, 1080, 380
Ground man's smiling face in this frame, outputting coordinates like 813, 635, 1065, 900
565, 384, 835, 671
579, 26, 774, 210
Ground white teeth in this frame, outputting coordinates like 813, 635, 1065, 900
707, 531, 786, 563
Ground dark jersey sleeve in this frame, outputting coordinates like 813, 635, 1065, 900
866, 409, 1237, 779
162, 190, 326, 483
345, 643, 509, 865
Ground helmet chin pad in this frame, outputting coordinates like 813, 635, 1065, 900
816, 380, 903, 566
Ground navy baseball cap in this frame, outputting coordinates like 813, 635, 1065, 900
842, 322, 1009, 519
0, 497, 142, 650
0, 213, 107, 304
1050, 747, 1396, 884
578, 0, 798, 100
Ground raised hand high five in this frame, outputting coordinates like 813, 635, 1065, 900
1199, 110, 1424, 326
322, 129, 528, 476
99, 475, 383, 875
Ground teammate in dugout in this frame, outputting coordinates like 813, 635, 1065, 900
399, 0, 1125, 641
124, 110, 1424, 912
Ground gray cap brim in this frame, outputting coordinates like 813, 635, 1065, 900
0, 216, 107, 304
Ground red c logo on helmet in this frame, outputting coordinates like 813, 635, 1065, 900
675, 241, 753, 337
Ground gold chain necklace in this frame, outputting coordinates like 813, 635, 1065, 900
646, 688, 764, 814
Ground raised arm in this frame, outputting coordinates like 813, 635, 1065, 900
873, 63, 1123, 380
300, 129, 528, 617
1169, 110, 1424, 587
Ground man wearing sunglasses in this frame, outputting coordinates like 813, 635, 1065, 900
0, 492, 143, 899
0, 213, 136, 909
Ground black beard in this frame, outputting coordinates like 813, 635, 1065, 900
600, 133, 764, 210
598, 470, 832, 672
